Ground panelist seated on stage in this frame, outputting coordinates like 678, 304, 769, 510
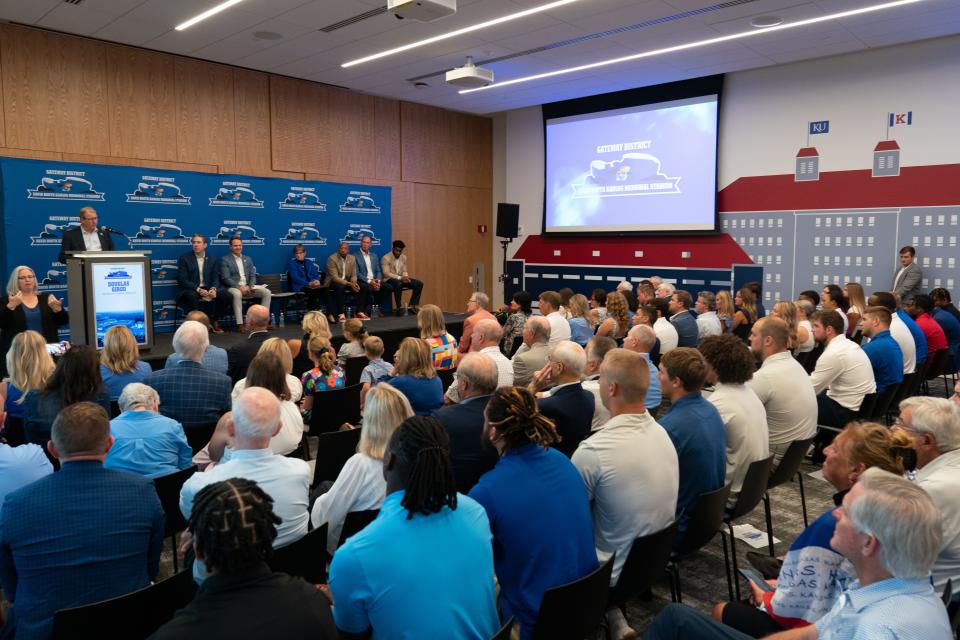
57, 206, 115, 264
355, 235, 392, 317
218, 237, 272, 331
382, 240, 423, 314
177, 234, 223, 333
324, 242, 362, 322
287, 243, 326, 312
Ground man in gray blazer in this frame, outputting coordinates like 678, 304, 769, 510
511, 316, 551, 388
893, 245, 923, 305
218, 237, 271, 331
324, 241, 363, 321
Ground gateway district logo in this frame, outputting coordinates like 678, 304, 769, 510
27, 170, 106, 201
126, 177, 191, 204
212, 222, 265, 246
210, 182, 263, 208
280, 223, 327, 246
339, 191, 381, 213
280, 187, 327, 211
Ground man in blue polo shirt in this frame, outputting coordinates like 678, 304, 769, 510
329, 416, 499, 640
657, 347, 726, 540
860, 306, 904, 395
470, 387, 597, 640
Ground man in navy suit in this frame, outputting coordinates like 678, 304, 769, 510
57, 206, 115, 264
177, 233, 224, 332
219, 237, 272, 331
432, 353, 499, 494
530, 342, 596, 457
0, 402, 164, 639
354, 235, 392, 317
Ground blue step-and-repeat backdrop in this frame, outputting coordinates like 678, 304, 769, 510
0, 157, 391, 335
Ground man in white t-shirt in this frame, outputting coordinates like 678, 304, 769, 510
538, 291, 571, 345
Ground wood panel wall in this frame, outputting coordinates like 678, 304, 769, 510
0, 24, 493, 311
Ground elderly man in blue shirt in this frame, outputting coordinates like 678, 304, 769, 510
643, 467, 952, 640
859, 306, 904, 395
104, 383, 193, 478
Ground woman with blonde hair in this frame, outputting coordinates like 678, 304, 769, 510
300, 335, 346, 423
99, 325, 152, 401
381, 337, 442, 415
712, 421, 913, 636
716, 290, 735, 333
238, 337, 304, 402
595, 291, 629, 343
771, 300, 806, 352
289, 310, 334, 378
311, 382, 414, 552
1, 330, 55, 445
418, 304, 458, 370
732, 287, 757, 342
0, 265, 69, 378
844, 282, 868, 336
566, 294, 593, 346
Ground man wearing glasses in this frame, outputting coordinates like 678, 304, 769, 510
58, 207, 115, 264
288, 244, 326, 312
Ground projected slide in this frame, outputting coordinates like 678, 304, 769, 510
91, 262, 147, 347
545, 95, 718, 233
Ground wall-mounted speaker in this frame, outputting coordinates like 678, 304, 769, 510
496, 203, 519, 239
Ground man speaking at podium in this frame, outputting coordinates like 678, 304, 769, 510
57, 206, 115, 264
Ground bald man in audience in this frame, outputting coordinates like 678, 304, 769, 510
226, 305, 271, 383
573, 349, 679, 640
445, 318, 511, 404
622, 324, 662, 410
748, 317, 818, 463
582, 336, 617, 431
511, 315, 551, 388
528, 342, 596, 457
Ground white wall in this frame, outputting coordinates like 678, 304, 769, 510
491, 34, 960, 305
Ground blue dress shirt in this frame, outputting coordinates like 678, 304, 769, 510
0, 444, 52, 517
329, 490, 499, 639
568, 317, 592, 347
933, 307, 960, 369
861, 330, 904, 394
0, 461, 164, 640
657, 393, 726, 538
163, 345, 229, 375
470, 444, 597, 639
381, 374, 443, 416
105, 410, 193, 478
897, 309, 928, 363
100, 361, 153, 401
642, 353, 661, 409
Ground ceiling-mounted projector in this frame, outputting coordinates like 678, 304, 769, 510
387, 0, 456, 22
446, 57, 494, 88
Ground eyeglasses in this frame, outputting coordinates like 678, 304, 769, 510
18, 275, 35, 280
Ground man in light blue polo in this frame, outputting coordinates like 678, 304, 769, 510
329, 416, 499, 639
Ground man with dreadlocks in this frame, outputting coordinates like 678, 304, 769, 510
329, 416, 499, 639
572, 348, 679, 640
151, 479, 338, 638
469, 386, 597, 639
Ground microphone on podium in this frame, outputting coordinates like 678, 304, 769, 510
99, 225, 126, 236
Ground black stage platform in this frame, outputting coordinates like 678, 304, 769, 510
142, 312, 466, 369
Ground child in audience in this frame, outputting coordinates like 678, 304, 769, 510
337, 318, 368, 366
360, 336, 392, 410
300, 335, 345, 422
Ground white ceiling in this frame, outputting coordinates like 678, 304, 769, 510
1, 0, 958, 115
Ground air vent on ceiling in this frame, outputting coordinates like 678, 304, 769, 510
406, 0, 758, 82
319, 6, 388, 33
63, 0, 85, 4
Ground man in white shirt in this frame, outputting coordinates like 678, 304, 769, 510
809, 310, 876, 428
57, 206, 115, 263
869, 291, 917, 374
653, 298, 679, 354
694, 291, 723, 339
748, 317, 818, 463
445, 318, 512, 404
581, 336, 617, 431
538, 291, 571, 345
898, 396, 960, 594
179, 387, 310, 579
572, 349, 678, 639
218, 237, 272, 331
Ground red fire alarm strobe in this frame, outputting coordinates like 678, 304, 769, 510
478, 224, 487, 234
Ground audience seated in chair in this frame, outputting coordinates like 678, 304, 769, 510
646, 468, 951, 640
145, 321, 232, 436
328, 416, 500, 639
99, 325, 152, 402
809, 309, 876, 429
668, 290, 699, 348
0, 408, 52, 515
699, 334, 770, 509
0, 402, 164, 639
381, 337, 443, 416
869, 291, 916, 374
656, 348, 726, 540
337, 318, 368, 366
432, 353, 499, 494
1, 330, 55, 447
444, 319, 512, 405
179, 387, 310, 581
311, 383, 413, 553
859, 306, 905, 395
359, 336, 391, 411
539, 290, 572, 346
418, 304, 459, 371
528, 341, 595, 458
511, 315, 551, 389
470, 387, 598, 640
571, 348, 679, 639
622, 324, 662, 411
906, 293, 949, 363
288, 310, 334, 379
163, 311, 228, 375
226, 305, 272, 383
746, 317, 818, 464
581, 336, 618, 431
104, 382, 192, 478
898, 396, 960, 594
299, 335, 346, 423
151, 478, 338, 639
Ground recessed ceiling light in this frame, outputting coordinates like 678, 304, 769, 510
460, 0, 925, 94
750, 15, 784, 28
252, 31, 283, 41
176, 0, 245, 31
413, 81, 430, 89
341, 0, 578, 68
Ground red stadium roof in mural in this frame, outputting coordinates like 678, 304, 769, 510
511, 233, 753, 269
796, 147, 819, 157
874, 140, 900, 152
719, 163, 960, 212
